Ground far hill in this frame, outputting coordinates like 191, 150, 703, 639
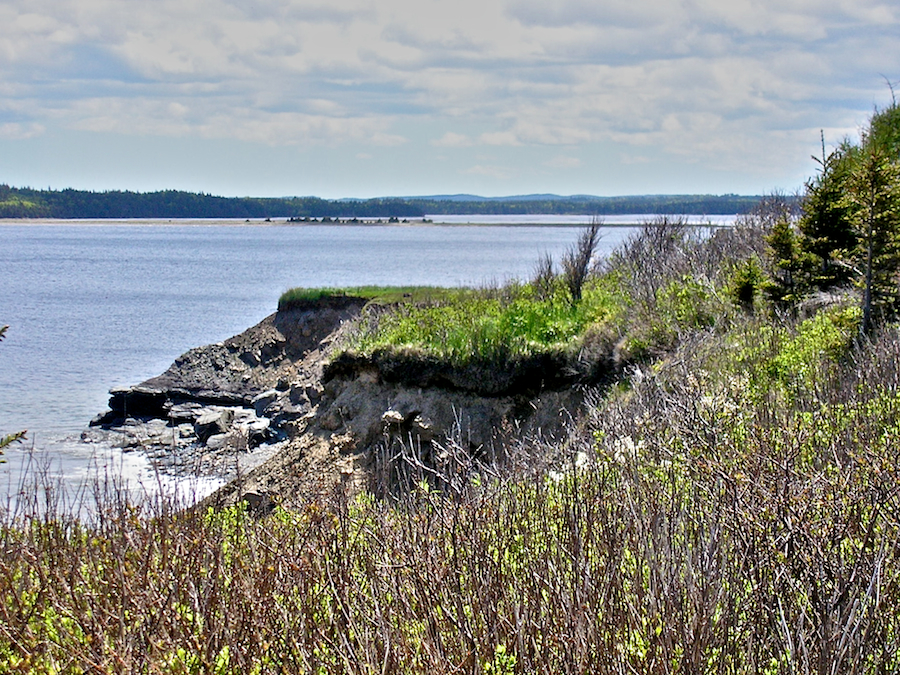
0, 184, 768, 219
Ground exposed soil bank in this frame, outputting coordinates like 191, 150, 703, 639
91, 297, 607, 508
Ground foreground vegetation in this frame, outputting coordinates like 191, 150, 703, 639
3, 103, 900, 672
2, 297, 899, 672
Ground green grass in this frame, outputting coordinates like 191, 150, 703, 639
344, 276, 624, 365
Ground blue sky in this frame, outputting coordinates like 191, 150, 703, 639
0, 0, 897, 198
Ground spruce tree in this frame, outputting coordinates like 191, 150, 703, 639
843, 143, 900, 332
798, 143, 858, 289
765, 215, 803, 308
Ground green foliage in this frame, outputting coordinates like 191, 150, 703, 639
731, 305, 860, 400
764, 216, 805, 307
619, 275, 723, 360
868, 102, 900, 158
726, 256, 766, 311
842, 143, 900, 330
346, 278, 623, 365
787, 102, 900, 331
483, 644, 516, 674
798, 144, 859, 288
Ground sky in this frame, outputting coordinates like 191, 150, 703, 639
0, 0, 898, 199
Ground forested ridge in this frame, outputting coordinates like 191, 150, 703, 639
0, 185, 764, 219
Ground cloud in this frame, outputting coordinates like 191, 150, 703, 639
0, 0, 898, 193
0, 121, 45, 139
478, 131, 522, 146
432, 132, 473, 147
544, 155, 582, 169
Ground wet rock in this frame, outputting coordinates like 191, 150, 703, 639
89, 410, 118, 427
80, 428, 106, 443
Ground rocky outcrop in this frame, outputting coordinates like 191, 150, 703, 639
89, 296, 602, 508
87, 298, 367, 478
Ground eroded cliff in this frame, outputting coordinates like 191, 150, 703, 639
91, 297, 596, 507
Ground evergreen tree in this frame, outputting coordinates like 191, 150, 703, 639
843, 143, 900, 332
765, 215, 804, 308
780, 101, 900, 332
798, 142, 858, 289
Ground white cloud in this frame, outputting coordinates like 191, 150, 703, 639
544, 155, 582, 169
432, 132, 473, 147
0, 0, 897, 193
0, 122, 45, 139
478, 131, 522, 146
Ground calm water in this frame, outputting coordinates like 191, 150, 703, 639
0, 219, 643, 501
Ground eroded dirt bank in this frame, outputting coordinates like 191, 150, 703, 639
91, 298, 599, 508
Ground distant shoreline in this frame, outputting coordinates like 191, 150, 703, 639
0, 214, 738, 228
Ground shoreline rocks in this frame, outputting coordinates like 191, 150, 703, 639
87, 299, 366, 484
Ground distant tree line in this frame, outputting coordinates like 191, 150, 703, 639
0, 185, 767, 220
409, 194, 766, 216
0, 187, 425, 220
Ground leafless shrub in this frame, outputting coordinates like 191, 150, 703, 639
605, 215, 694, 306
531, 251, 556, 300
3, 318, 900, 673
562, 219, 602, 303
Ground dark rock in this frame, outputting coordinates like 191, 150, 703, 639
108, 386, 168, 418
90, 410, 118, 427
242, 491, 274, 515
166, 402, 206, 424
195, 409, 235, 442
252, 390, 280, 417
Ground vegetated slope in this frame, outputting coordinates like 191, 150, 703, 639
4, 102, 900, 672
